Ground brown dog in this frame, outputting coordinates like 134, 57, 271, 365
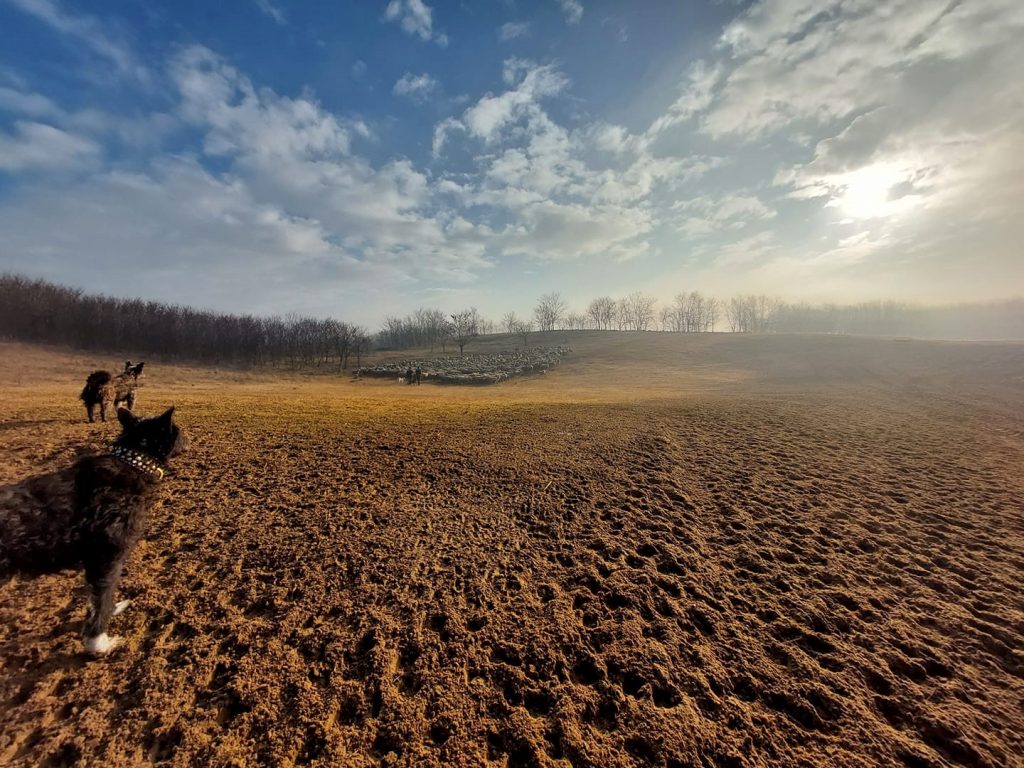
81, 361, 145, 423
0, 406, 188, 655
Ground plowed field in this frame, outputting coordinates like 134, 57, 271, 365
1, 334, 1022, 767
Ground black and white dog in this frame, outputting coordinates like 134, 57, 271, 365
0, 407, 188, 655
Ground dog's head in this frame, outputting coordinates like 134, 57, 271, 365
124, 361, 145, 379
116, 406, 189, 461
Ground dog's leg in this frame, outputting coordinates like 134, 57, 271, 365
83, 557, 125, 656
125, 392, 136, 411
113, 599, 131, 616
86, 402, 95, 423
99, 400, 107, 423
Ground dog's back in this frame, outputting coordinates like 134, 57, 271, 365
81, 370, 112, 404
110, 370, 140, 401
0, 456, 157, 577
0, 466, 79, 575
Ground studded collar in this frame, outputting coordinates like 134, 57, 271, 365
110, 445, 165, 481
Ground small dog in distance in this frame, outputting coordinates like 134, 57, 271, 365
0, 406, 188, 656
81, 361, 145, 423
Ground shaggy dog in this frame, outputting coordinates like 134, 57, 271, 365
81, 361, 145, 423
0, 406, 188, 656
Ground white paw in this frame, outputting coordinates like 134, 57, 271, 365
113, 599, 132, 616
84, 633, 124, 656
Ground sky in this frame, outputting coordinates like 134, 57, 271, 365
0, 0, 1021, 325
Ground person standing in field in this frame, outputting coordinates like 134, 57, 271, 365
405, 366, 414, 385
415, 366, 422, 385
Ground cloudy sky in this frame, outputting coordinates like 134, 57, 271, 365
0, 0, 1021, 324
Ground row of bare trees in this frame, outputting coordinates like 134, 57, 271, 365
528, 291, 724, 333
0, 274, 371, 368
375, 291, 1024, 349
524, 292, 1023, 337
378, 307, 493, 355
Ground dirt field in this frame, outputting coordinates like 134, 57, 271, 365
1, 333, 1022, 768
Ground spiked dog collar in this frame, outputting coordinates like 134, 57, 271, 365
110, 445, 165, 481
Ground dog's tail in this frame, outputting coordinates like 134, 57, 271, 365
81, 370, 112, 401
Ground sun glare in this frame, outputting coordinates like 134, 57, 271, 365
828, 162, 920, 220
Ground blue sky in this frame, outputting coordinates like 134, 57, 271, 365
0, 0, 1021, 325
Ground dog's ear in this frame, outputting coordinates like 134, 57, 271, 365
117, 407, 138, 429
158, 406, 175, 424
124, 361, 132, 372
134, 362, 145, 376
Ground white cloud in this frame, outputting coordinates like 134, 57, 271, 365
0, 84, 178, 148
0, 121, 100, 172
431, 117, 463, 158
499, 22, 530, 40
647, 61, 720, 137
702, 0, 1024, 140
461, 61, 569, 143
708, 231, 778, 268
384, 0, 448, 46
393, 72, 439, 101
7, 0, 149, 83
500, 200, 651, 261
673, 194, 775, 236
172, 46, 354, 161
253, 0, 286, 25
168, 47, 491, 287
434, 59, 716, 266
556, 0, 583, 25
0, 87, 61, 118
0, 158, 408, 316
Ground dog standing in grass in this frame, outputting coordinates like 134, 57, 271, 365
81, 361, 145, 422
0, 406, 188, 656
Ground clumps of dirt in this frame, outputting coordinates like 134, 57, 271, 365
358, 346, 571, 385
1, 340, 1023, 767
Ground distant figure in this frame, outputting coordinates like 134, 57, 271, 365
415, 367, 422, 385
405, 366, 414, 385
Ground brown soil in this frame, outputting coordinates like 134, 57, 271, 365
1, 334, 1022, 768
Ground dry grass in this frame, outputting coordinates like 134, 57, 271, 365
1, 335, 1022, 767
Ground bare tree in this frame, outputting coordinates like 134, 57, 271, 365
659, 306, 673, 332
727, 296, 747, 332
563, 312, 588, 330
620, 291, 657, 331
534, 292, 567, 332
616, 297, 630, 330
727, 294, 780, 332
706, 297, 720, 331
353, 327, 372, 368
587, 296, 617, 330
450, 308, 480, 356
513, 319, 533, 348
502, 311, 519, 335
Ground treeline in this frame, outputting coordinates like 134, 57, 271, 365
2, 275, 1020, 366
0, 274, 371, 367
512, 291, 1024, 339
772, 300, 1024, 338
378, 308, 496, 351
